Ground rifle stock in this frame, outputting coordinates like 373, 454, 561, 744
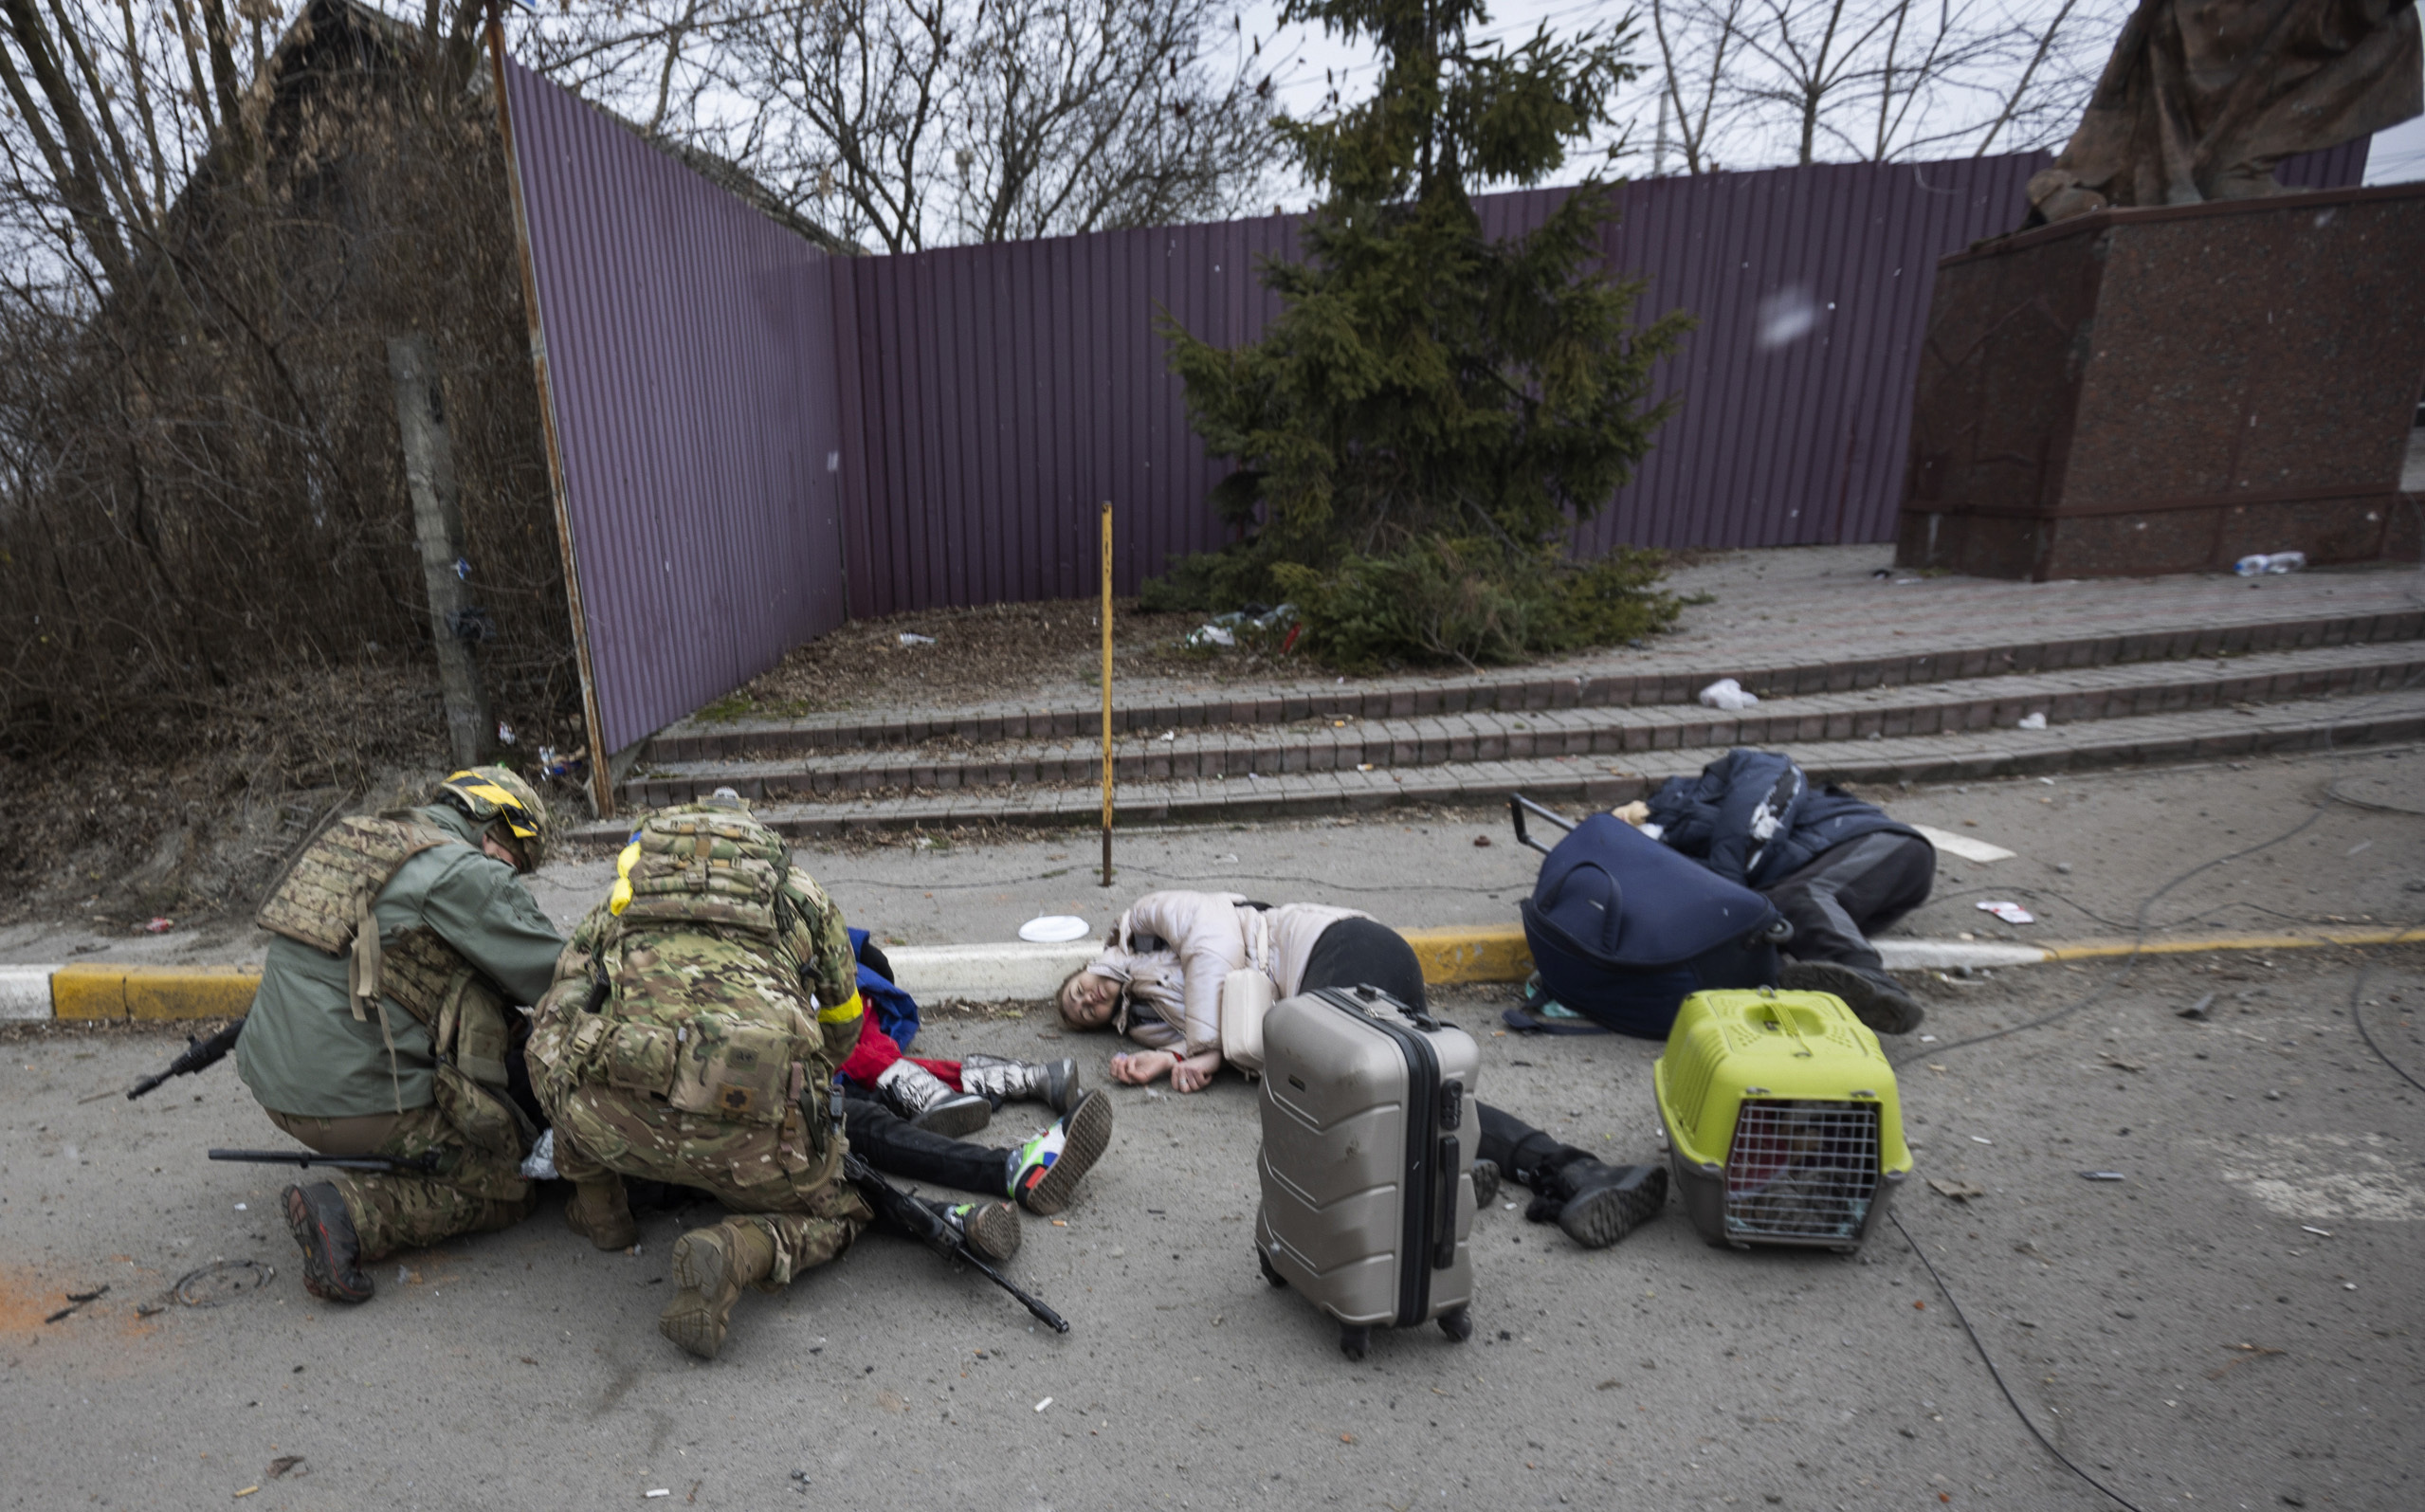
127, 1018, 246, 1100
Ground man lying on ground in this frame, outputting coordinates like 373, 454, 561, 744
1055, 890, 1666, 1249
1617, 747, 1935, 1034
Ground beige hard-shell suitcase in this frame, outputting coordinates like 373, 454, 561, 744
1254, 985, 1480, 1359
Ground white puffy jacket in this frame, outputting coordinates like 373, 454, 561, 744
1084, 890, 1365, 1059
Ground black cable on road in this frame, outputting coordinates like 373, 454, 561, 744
1892, 797, 2331, 1066
1889, 1212, 2151, 1512
2349, 956, 2425, 1094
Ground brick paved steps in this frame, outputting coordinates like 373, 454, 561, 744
622, 640, 2425, 808
640, 605, 2425, 765
578, 678, 2425, 843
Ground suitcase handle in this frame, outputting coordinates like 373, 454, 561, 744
1508, 793, 1576, 856
1431, 1134, 1460, 1269
1345, 982, 1441, 1032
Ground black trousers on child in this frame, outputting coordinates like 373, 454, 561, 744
1763, 831, 1936, 979
840, 1092, 1006, 1198
1303, 918, 1592, 1188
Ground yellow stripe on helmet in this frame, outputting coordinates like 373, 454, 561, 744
448, 775, 540, 838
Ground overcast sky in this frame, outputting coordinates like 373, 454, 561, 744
1227, 0, 2425, 201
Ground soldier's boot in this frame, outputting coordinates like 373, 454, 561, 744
565, 1174, 638, 1251
283, 1182, 375, 1304
919, 1196, 1021, 1264
659, 1219, 775, 1361
957, 1053, 1085, 1114
1525, 1157, 1668, 1250
1779, 960, 1925, 1035
1006, 1087, 1114, 1217
874, 1059, 993, 1137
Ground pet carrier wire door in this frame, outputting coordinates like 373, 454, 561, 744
1653, 989, 1911, 1252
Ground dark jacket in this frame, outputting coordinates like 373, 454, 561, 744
1643, 748, 1925, 889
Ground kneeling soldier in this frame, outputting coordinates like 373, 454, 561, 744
237, 769, 562, 1303
528, 796, 1081, 1359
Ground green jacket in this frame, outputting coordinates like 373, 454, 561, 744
236, 804, 564, 1118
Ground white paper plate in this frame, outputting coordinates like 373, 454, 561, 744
1017, 914, 1093, 943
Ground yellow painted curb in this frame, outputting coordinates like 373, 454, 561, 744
2040, 925, 2425, 961
51, 963, 260, 1021
1403, 923, 1532, 985
1400, 921, 2425, 988
30, 923, 2423, 1020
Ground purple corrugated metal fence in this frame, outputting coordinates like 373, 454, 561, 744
830, 214, 1304, 618
500, 56, 2369, 730
501, 59, 848, 754
830, 141, 2370, 615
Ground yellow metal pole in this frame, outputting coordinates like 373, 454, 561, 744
1099, 501, 1115, 887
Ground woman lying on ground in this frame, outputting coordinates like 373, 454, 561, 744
1054, 890, 1668, 1249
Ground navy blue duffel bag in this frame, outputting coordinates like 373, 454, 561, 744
1519, 812, 1785, 1038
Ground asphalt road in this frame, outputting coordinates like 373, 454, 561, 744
6, 944, 2422, 1511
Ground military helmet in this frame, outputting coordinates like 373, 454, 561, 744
436, 766, 555, 871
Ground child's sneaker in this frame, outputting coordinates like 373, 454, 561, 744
1005, 1088, 1113, 1216
939, 1199, 1021, 1263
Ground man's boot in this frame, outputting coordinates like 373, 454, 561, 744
917, 1195, 1021, 1264
1470, 1158, 1503, 1209
660, 1219, 776, 1360
565, 1174, 638, 1251
1006, 1088, 1114, 1216
874, 1060, 993, 1137
283, 1182, 375, 1304
1780, 960, 1925, 1035
957, 1054, 1085, 1114
1526, 1157, 1668, 1249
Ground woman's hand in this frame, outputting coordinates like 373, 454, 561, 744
1109, 1050, 1176, 1085
1170, 1050, 1222, 1093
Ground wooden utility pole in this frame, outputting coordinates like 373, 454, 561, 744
389, 334, 492, 770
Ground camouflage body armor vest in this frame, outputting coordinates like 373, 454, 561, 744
257, 814, 525, 1147
529, 806, 859, 1170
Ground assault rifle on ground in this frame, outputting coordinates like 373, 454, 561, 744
209, 1149, 443, 1174
126, 1019, 245, 1100
842, 1152, 1069, 1334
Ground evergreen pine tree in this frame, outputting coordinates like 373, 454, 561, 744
1155, 0, 1691, 666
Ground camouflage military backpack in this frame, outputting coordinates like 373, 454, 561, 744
538, 805, 860, 1137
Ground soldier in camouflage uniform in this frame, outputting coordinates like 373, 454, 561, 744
238, 768, 562, 1304
527, 794, 1112, 1359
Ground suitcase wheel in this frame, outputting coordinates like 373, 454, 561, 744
1437, 1306, 1472, 1343
1257, 1248, 1287, 1288
1338, 1324, 1371, 1362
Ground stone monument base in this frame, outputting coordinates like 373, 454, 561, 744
1895, 184, 2425, 581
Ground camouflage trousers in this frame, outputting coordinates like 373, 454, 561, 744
265, 1106, 535, 1262
544, 1084, 869, 1287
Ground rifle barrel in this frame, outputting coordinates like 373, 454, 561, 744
208, 1148, 436, 1173
844, 1154, 1070, 1332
